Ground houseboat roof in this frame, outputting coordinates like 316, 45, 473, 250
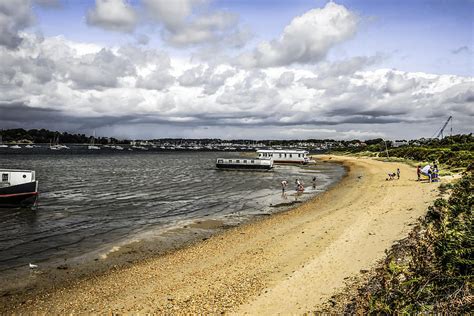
256, 149, 309, 154
0, 169, 35, 173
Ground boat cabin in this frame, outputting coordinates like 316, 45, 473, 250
257, 149, 310, 164
0, 169, 36, 187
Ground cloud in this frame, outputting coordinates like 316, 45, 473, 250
136, 70, 175, 91
177, 65, 236, 94
67, 48, 136, 89
142, 0, 249, 48
276, 71, 295, 87
384, 71, 418, 94
135, 33, 150, 45
34, 0, 61, 7
86, 0, 138, 33
236, 2, 358, 68
0, 0, 34, 49
0, 28, 472, 140
451, 46, 472, 55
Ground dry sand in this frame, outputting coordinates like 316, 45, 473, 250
1, 155, 442, 314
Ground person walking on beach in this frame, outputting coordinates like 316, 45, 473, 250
281, 180, 288, 194
312, 176, 317, 188
417, 165, 421, 181
396, 168, 400, 180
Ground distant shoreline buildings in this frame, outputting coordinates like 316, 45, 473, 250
0, 128, 471, 152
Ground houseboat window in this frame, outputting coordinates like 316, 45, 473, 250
236, 160, 240, 163
284, 154, 287, 157
289, 154, 292, 158
279, 154, 282, 157
298, 154, 301, 157
243, 160, 247, 163
251, 160, 254, 163
1, 174, 7, 182
228, 159, 232, 163
218, 160, 223, 163
23, 174, 27, 178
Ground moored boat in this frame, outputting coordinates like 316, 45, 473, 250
0, 169, 39, 208
0, 136, 8, 148
216, 158, 273, 170
257, 149, 313, 164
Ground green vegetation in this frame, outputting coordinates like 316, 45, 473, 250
332, 134, 474, 171
338, 171, 473, 313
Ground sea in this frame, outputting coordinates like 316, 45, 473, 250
0, 147, 345, 279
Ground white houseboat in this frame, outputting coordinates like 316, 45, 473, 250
257, 149, 311, 164
216, 158, 273, 170
0, 169, 39, 207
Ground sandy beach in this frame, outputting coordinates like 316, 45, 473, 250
1, 155, 441, 314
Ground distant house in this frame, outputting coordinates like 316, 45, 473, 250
391, 140, 409, 148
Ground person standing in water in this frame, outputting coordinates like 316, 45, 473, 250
281, 180, 288, 194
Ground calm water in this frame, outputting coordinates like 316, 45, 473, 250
0, 150, 344, 272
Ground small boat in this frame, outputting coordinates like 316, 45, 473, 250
88, 130, 100, 150
216, 158, 273, 170
0, 169, 39, 208
0, 136, 8, 148
49, 136, 69, 150
9, 145, 21, 149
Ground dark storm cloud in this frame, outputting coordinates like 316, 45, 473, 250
326, 107, 409, 117
0, 101, 411, 134
0, 101, 63, 123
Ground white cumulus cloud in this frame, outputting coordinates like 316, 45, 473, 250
237, 2, 358, 68
87, 0, 138, 33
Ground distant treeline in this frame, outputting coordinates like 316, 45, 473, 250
0, 128, 125, 145
0, 128, 396, 146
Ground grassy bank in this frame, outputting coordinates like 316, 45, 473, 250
318, 171, 473, 313
331, 134, 474, 172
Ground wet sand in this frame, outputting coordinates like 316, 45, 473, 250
0, 156, 441, 314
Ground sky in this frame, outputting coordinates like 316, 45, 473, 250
0, 0, 472, 140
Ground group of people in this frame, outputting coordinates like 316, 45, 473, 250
281, 176, 317, 195
417, 163, 439, 183
387, 168, 401, 180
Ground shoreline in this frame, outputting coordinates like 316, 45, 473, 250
0, 160, 346, 310
1, 155, 440, 313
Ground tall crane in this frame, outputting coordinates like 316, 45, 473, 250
433, 116, 453, 139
